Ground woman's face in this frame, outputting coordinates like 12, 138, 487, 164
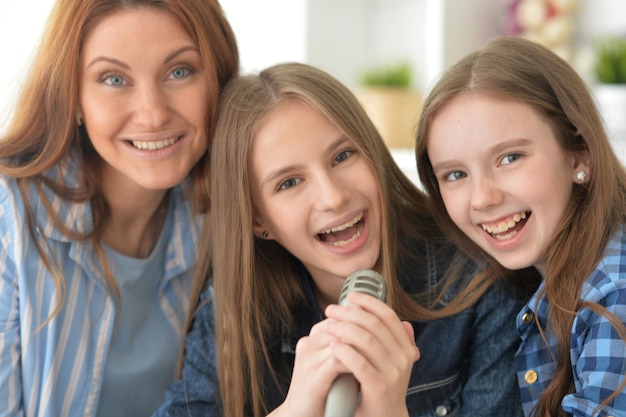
249, 100, 382, 295
79, 7, 210, 195
426, 93, 588, 278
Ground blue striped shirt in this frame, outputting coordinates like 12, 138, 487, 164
515, 224, 626, 417
0, 157, 200, 417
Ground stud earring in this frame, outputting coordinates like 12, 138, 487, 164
261, 231, 269, 239
576, 170, 587, 183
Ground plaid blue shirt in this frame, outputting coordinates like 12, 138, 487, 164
515, 224, 626, 417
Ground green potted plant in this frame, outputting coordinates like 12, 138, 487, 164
355, 61, 421, 149
593, 35, 626, 140
595, 35, 626, 84
360, 61, 413, 88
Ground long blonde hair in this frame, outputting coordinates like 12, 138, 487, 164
203, 62, 505, 417
0, 0, 238, 320
415, 35, 626, 416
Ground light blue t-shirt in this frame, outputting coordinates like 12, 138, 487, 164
96, 208, 179, 417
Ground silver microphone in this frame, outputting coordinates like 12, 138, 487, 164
323, 269, 387, 417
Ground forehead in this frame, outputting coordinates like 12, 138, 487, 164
249, 100, 347, 170
429, 93, 546, 139
82, 7, 192, 57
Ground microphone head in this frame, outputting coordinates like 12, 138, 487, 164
338, 269, 387, 306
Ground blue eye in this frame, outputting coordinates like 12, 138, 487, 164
100, 74, 126, 86
170, 67, 192, 80
278, 177, 301, 191
333, 150, 354, 165
444, 171, 467, 182
501, 153, 522, 165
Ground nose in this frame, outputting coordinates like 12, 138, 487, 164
313, 171, 351, 212
132, 83, 172, 128
470, 173, 503, 211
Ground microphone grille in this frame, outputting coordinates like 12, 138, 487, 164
338, 269, 387, 305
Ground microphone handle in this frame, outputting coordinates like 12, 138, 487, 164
323, 269, 387, 417
324, 374, 359, 417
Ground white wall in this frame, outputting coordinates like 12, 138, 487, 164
2, 0, 625, 134
0, 1, 55, 133
220, 0, 307, 73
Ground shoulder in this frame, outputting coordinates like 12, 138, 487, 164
3, 157, 93, 237
581, 224, 626, 305
0, 173, 23, 207
573, 226, 626, 338
0, 174, 27, 248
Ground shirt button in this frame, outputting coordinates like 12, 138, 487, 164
435, 405, 448, 416
525, 370, 538, 384
521, 312, 534, 324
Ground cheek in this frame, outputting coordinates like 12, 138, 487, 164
440, 190, 467, 227
81, 93, 124, 134
267, 214, 304, 252
183, 84, 212, 125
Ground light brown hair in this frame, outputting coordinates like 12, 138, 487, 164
415, 35, 626, 416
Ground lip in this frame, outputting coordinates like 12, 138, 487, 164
122, 132, 187, 159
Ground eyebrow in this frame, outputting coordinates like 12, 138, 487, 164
431, 137, 532, 173
85, 45, 199, 70
260, 135, 351, 188
489, 137, 532, 154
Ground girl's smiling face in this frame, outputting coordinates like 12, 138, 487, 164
426, 93, 588, 278
249, 100, 382, 290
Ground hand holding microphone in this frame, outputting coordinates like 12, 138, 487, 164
323, 269, 387, 417
275, 269, 418, 417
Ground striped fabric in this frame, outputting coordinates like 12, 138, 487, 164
0, 158, 200, 417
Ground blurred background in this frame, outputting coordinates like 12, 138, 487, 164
1, 0, 625, 181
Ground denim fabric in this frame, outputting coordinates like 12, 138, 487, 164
154, 240, 526, 417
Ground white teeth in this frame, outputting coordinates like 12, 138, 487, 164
327, 227, 362, 247
131, 137, 178, 150
319, 213, 363, 235
481, 211, 527, 234
495, 230, 518, 241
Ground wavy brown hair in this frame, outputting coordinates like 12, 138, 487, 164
200, 62, 510, 417
0, 0, 238, 321
415, 35, 626, 417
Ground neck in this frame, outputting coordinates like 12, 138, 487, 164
101, 187, 170, 259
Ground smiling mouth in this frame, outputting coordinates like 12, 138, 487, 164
130, 137, 180, 150
480, 211, 530, 241
317, 213, 364, 247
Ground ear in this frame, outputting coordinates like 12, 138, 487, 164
75, 109, 84, 126
252, 217, 269, 239
571, 149, 591, 182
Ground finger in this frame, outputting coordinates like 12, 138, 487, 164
324, 314, 419, 378
325, 294, 412, 352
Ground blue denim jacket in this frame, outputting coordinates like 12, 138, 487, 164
154, 240, 525, 417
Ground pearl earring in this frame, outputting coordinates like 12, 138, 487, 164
576, 170, 587, 182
